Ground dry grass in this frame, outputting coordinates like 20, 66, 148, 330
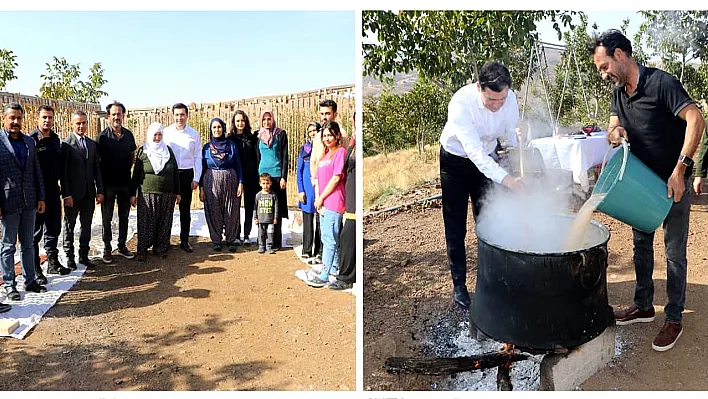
364, 146, 439, 209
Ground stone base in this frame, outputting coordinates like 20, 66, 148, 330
539, 324, 616, 391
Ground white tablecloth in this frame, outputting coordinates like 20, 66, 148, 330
529, 132, 616, 192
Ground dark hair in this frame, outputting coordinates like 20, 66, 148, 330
3, 102, 24, 116
172, 102, 189, 116
38, 104, 55, 115
307, 121, 321, 135
321, 121, 342, 146
589, 29, 632, 57
229, 110, 252, 136
259, 172, 272, 181
106, 101, 126, 114
72, 110, 87, 118
319, 99, 337, 113
478, 61, 512, 92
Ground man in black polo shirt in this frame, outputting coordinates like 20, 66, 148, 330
591, 30, 706, 352
97, 101, 136, 264
32, 105, 71, 280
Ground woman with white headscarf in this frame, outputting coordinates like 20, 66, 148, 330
130, 122, 181, 262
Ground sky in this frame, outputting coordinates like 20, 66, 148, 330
537, 11, 643, 46
0, 11, 355, 109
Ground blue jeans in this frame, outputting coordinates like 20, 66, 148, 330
1, 208, 38, 288
319, 208, 342, 280
633, 178, 691, 323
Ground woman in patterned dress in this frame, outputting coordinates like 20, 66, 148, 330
130, 122, 181, 262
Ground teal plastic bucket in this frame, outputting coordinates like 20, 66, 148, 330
592, 139, 672, 233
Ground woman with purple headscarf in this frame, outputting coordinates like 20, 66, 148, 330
255, 110, 289, 250
199, 117, 243, 252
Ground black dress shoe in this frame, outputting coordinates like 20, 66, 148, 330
47, 258, 71, 275
66, 259, 77, 271
80, 258, 97, 270
0, 303, 11, 313
4, 286, 21, 301
25, 280, 47, 293
181, 242, 194, 253
35, 273, 48, 285
453, 285, 471, 310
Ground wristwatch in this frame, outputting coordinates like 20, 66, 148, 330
679, 154, 694, 168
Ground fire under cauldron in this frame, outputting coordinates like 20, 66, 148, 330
471, 214, 614, 350
385, 215, 615, 390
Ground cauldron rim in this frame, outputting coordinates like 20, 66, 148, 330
474, 213, 611, 255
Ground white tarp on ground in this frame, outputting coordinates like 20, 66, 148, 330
2, 208, 298, 339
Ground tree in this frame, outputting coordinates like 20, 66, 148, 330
0, 48, 18, 91
363, 10, 580, 94
39, 56, 107, 103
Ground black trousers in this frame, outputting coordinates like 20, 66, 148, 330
336, 217, 356, 284
178, 169, 195, 244
34, 192, 62, 267
269, 176, 288, 249
440, 146, 494, 287
63, 196, 95, 261
302, 211, 322, 257
101, 186, 131, 251
240, 175, 259, 240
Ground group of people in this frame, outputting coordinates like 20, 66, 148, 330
0, 98, 357, 314
440, 30, 706, 352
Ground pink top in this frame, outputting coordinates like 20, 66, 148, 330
316, 146, 347, 214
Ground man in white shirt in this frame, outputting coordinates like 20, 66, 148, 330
439, 61, 524, 309
162, 103, 202, 253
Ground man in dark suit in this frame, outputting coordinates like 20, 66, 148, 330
60, 110, 104, 270
0, 103, 48, 302
32, 104, 72, 282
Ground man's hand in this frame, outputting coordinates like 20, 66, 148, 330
280, 179, 287, 190
314, 197, 323, 210
199, 189, 205, 203
501, 175, 526, 192
64, 197, 74, 208
667, 168, 686, 202
237, 184, 243, 198
273, 219, 278, 225
37, 201, 46, 214
694, 176, 704, 195
96, 194, 104, 205
607, 126, 628, 147
298, 192, 306, 204
191, 181, 198, 191
130, 196, 137, 207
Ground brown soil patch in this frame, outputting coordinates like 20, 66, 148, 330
364, 185, 708, 391
0, 236, 355, 391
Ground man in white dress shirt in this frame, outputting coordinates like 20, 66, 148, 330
439, 61, 524, 309
162, 103, 202, 253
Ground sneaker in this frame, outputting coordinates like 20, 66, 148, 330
309, 263, 324, 274
257, 247, 265, 254
267, 249, 276, 254
243, 238, 252, 246
66, 259, 77, 271
116, 246, 135, 260
25, 280, 47, 293
305, 274, 328, 288
80, 258, 97, 270
652, 322, 683, 352
102, 251, 113, 264
4, 286, 20, 301
308, 256, 322, 266
0, 303, 11, 313
328, 280, 353, 291
180, 242, 194, 253
228, 243, 238, 252
301, 253, 312, 260
213, 243, 222, 252
614, 304, 655, 326
136, 252, 147, 262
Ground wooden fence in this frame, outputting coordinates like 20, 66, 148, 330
0, 92, 102, 138
3, 85, 355, 209
115, 85, 356, 207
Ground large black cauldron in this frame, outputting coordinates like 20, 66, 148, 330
471, 215, 614, 350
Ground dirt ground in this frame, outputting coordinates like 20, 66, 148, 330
363, 180, 708, 391
0, 235, 355, 391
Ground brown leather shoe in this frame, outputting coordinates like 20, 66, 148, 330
614, 304, 655, 325
652, 322, 683, 352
